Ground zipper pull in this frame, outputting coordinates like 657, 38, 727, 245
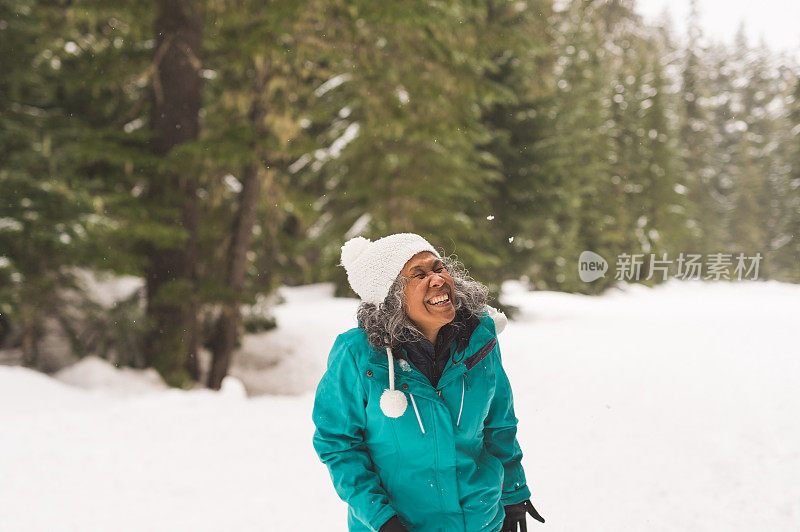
436, 389, 443, 398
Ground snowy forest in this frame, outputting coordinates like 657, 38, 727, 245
3, 0, 798, 387
2, 0, 800, 530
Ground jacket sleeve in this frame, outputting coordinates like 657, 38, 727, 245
483, 339, 532, 506
312, 334, 397, 531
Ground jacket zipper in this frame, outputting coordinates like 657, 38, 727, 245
431, 409, 446, 513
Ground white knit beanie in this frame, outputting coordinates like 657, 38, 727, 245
340, 233, 440, 305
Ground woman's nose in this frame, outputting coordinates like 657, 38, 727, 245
429, 273, 444, 287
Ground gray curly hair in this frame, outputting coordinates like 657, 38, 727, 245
356, 254, 488, 350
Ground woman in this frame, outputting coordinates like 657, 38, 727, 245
312, 233, 544, 532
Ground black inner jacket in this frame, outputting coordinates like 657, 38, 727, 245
396, 307, 481, 387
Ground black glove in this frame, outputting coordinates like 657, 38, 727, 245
379, 515, 409, 532
501, 499, 545, 531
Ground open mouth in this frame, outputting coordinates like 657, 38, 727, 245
426, 293, 451, 306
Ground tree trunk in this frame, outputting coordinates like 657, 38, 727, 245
208, 65, 268, 390
208, 157, 264, 389
21, 319, 40, 369
143, 0, 202, 386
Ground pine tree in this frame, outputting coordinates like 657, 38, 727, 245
725, 35, 790, 278
679, 0, 723, 255
135, 0, 204, 386
290, 0, 521, 292
0, 0, 96, 365
780, 74, 800, 280
527, 0, 626, 292
754, 56, 800, 281
612, 17, 687, 282
200, 0, 326, 388
478, 0, 555, 292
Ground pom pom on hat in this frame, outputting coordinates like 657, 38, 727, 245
340, 233, 440, 305
340, 236, 371, 271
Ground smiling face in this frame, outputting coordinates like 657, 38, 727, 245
400, 251, 456, 343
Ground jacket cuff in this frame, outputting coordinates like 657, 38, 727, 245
501, 483, 532, 506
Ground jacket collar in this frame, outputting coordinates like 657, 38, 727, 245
397, 307, 477, 358
367, 312, 496, 389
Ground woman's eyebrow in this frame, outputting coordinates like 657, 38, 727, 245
410, 260, 443, 274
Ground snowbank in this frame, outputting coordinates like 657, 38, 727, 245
229, 283, 359, 395
1, 279, 799, 531
54, 356, 167, 395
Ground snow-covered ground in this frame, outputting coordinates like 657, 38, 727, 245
1, 279, 798, 531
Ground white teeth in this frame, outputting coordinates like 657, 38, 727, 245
428, 294, 449, 305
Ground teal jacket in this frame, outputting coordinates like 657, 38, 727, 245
312, 312, 531, 532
